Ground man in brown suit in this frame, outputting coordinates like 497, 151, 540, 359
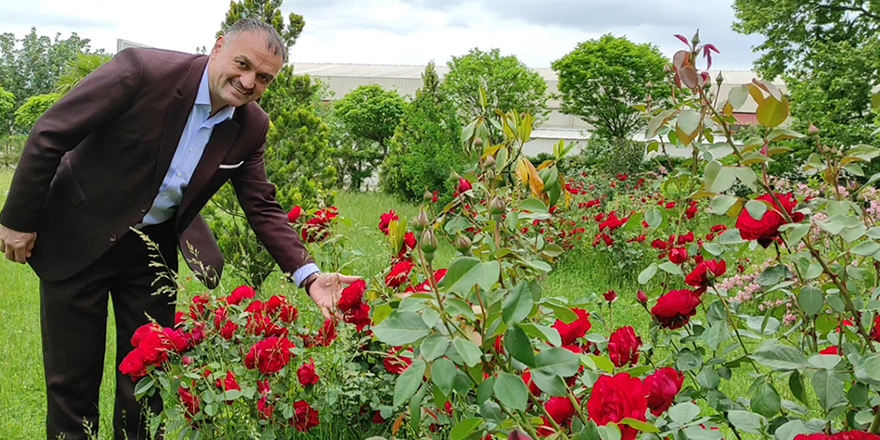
0, 19, 356, 440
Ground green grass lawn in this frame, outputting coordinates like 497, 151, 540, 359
0, 168, 796, 440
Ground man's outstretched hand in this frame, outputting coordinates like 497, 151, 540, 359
0, 224, 36, 263
306, 272, 361, 320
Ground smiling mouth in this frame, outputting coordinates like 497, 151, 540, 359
230, 81, 252, 96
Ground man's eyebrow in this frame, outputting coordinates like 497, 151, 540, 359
233, 55, 274, 81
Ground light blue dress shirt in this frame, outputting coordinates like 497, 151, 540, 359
139, 64, 320, 287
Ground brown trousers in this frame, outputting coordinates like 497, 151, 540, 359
40, 222, 177, 440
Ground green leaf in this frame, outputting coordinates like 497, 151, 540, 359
852, 241, 880, 256
798, 287, 824, 316
534, 347, 580, 377
134, 376, 155, 400
697, 368, 721, 389
726, 410, 766, 434
677, 109, 701, 145
704, 321, 730, 350
710, 195, 739, 215
812, 369, 846, 412
530, 369, 569, 396
432, 358, 456, 396
709, 167, 736, 193
444, 260, 500, 294
785, 224, 810, 248
645, 208, 662, 228
757, 265, 790, 286
638, 263, 658, 284
808, 354, 841, 370
775, 420, 809, 440
668, 402, 701, 424
440, 257, 480, 288
506, 325, 536, 367
734, 167, 759, 191
520, 322, 562, 347
393, 359, 426, 407
789, 371, 808, 405
768, 128, 805, 142
750, 344, 808, 370
618, 418, 660, 433
750, 382, 781, 418
745, 200, 767, 220
372, 311, 430, 345
520, 198, 548, 214
676, 348, 702, 371
453, 338, 483, 367
728, 85, 749, 109
450, 418, 483, 440
503, 281, 533, 324
659, 261, 683, 275
756, 94, 789, 128
494, 373, 528, 411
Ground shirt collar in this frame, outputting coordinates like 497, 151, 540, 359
197, 63, 235, 122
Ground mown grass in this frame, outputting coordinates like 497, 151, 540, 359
0, 168, 803, 440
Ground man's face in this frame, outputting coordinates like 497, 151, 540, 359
207, 30, 284, 109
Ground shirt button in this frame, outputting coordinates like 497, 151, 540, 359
176, 173, 182, 177
110, 233, 118, 242
140, 205, 148, 213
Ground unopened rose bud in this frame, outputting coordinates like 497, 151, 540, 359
421, 229, 438, 254
413, 209, 429, 233
473, 137, 483, 147
457, 177, 472, 193
646, 81, 653, 88
637, 290, 648, 303
808, 124, 819, 134
604, 289, 617, 302
423, 190, 433, 202
484, 155, 496, 168
664, 64, 672, 74
715, 72, 723, 85
488, 196, 506, 215
692, 29, 700, 46
454, 235, 472, 254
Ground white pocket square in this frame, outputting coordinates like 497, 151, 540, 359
218, 161, 244, 169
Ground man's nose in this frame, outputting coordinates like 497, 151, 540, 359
239, 72, 256, 89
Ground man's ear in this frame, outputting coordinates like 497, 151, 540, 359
210, 36, 224, 58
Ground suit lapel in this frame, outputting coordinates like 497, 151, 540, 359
152, 56, 209, 193
178, 119, 240, 217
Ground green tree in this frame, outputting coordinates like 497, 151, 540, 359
0, 86, 21, 167
381, 62, 464, 202
204, 66, 336, 289
442, 48, 548, 122
0, 86, 14, 134
733, 0, 880, 79
552, 34, 669, 141
13, 93, 60, 132
218, 0, 305, 50
333, 84, 407, 189
0, 28, 97, 132
54, 52, 112, 95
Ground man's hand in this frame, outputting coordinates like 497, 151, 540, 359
305, 272, 361, 320
0, 225, 37, 264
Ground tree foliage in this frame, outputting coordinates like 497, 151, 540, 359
218, 0, 305, 50
733, 0, 880, 79
54, 52, 112, 95
333, 84, 407, 189
552, 34, 669, 141
13, 93, 60, 133
442, 48, 548, 122
381, 62, 464, 203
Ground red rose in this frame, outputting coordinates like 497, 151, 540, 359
303, 318, 338, 348
220, 321, 238, 340
830, 431, 880, 440
383, 348, 413, 374
291, 400, 319, 431
385, 261, 414, 288
651, 289, 701, 329
130, 323, 162, 347
258, 396, 274, 419
736, 192, 804, 247
819, 346, 838, 355
119, 348, 148, 379
552, 308, 591, 345
174, 311, 186, 327
338, 279, 366, 313
457, 177, 472, 193
379, 210, 399, 235
399, 231, 417, 258
372, 410, 385, 423
608, 326, 641, 367
216, 370, 241, 392
226, 285, 256, 305
178, 384, 200, 417
685, 206, 697, 219
287, 205, 302, 223
343, 302, 371, 331
637, 290, 648, 304
871, 316, 880, 342
643, 367, 684, 416
521, 370, 541, 396
793, 434, 829, 440
669, 247, 688, 264
685, 259, 726, 292
264, 295, 288, 313
587, 373, 648, 440
257, 379, 271, 396
545, 396, 576, 424
603, 289, 617, 302
297, 358, 319, 385
244, 337, 294, 374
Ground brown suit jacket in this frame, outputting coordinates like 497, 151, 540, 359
0, 48, 313, 288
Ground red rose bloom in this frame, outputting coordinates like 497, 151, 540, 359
297, 358, 319, 385
685, 259, 727, 291
521, 370, 542, 396
216, 370, 241, 392
338, 279, 366, 313
552, 308, 591, 345
603, 289, 617, 302
178, 384, 200, 417
372, 410, 385, 423
379, 210, 399, 235
651, 289, 701, 329
258, 396, 274, 419
587, 373, 648, 440
287, 205, 302, 223
608, 326, 641, 367
280, 305, 298, 323
383, 348, 413, 374
302, 318, 337, 348
343, 302, 371, 331
130, 323, 162, 347
736, 192, 804, 247
871, 316, 880, 342
398, 231, 417, 258
830, 431, 880, 440
643, 367, 684, 416
669, 247, 688, 264
457, 177, 472, 193
545, 396, 576, 424
220, 321, 238, 340
793, 434, 829, 440
385, 261, 414, 288
291, 400, 319, 431
244, 336, 294, 374
819, 346, 838, 355
226, 285, 256, 305
119, 348, 148, 379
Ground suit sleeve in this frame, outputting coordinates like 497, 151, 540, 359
230, 119, 316, 279
0, 49, 144, 232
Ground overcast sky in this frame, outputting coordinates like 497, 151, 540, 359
1, 0, 765, 70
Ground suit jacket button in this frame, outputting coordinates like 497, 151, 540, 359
110, 233, 118, 242
141, 205, 148, 213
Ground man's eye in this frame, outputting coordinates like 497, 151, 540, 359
238, 61, 247, 67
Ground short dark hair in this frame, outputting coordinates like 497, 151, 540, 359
224, 18, 287, 62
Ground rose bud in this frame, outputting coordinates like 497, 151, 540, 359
421, 229, 438, 254
454, 235, 472, 254
637, 290, 648, 304
488, 196, 506, 216
473, 137, 483, 147
457, 177, 472, 193
413, 209, 430, 233
484, 155, 496, 168
604, 289, 617, 302
423, 191, 434, 202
